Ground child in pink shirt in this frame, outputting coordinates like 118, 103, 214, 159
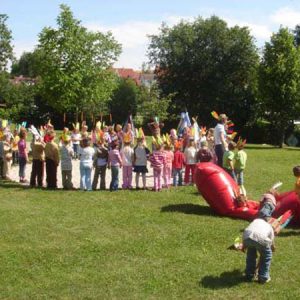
163, 143, 174, 188
149, 143, 166, 191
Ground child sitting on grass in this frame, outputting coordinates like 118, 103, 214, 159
223, 141, 237, 181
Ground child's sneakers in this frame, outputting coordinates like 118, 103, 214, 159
258, 277, 271, 284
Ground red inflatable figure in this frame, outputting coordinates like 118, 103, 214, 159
194, 162, 300, 226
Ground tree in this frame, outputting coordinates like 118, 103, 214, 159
36, 4, 121, 120
109, 78, 140, 124
11, 50, 43, 77
0, 14, 14, 72
148, 16, 259, 129
135, 84, 172, 126
258, 27, 300, 147
294, 24, 300, 46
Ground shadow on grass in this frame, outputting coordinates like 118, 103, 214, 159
278, 230, 300, 237
0, 180, 29, 189
161, 203, 214, 216
200, 269, 244, 289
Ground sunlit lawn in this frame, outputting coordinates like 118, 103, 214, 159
0, 144, 300, 299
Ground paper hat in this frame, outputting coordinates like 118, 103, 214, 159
162, 133, 172, 147
72, 122, 80, 130
174, 139, 183, 150
236, 137, 246, 148
123, 132, 132, 144
61, 133, 71, 142
135, 128, 145, 140
227, 132, 238, 141
152, 136, 164, 148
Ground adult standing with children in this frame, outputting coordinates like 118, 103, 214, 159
214, 114, 228, 167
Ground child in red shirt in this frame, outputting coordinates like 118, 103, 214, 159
172, 141, 185, 186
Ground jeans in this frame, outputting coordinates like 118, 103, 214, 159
244, 238, 272, 282
92, 165, 107, 190
215, 144, 224, 167
62, 170, 73, 189
30, 159, 44, 187
19, 156, 27, 179
80, 162, 92, 191
235, 170, 244, 185
173, 168, 183, 186
110, 166, 119, 191
73, 144, 79, 159
258, 203, 275, 219
225, 168, 237, 182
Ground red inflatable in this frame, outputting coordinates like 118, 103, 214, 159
194, 162, 300, 226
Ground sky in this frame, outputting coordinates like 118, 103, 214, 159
2, 0, 300, 70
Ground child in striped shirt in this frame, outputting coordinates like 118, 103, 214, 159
149, 143, 166, 191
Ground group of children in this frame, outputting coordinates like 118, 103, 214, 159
0, 120, 222, 191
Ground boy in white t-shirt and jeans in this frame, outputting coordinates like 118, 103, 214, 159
242, 217, 275, 284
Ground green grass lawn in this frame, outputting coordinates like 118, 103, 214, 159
1, 145, 300, 299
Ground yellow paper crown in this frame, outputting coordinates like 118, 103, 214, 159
123, 132, 132, 144
236, 136, 246, 148
152, 136, 163, 147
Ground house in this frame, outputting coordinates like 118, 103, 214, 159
113, 68, 156, 87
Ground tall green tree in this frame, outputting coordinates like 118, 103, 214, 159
109, 78, 140, 124
258, 27, 300, 147
148, 16, 259, 129
0, 14, 14, 72
37, 4, 121, 119
11, 50, 43, 77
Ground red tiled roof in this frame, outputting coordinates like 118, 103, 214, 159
113, 68, 141, 85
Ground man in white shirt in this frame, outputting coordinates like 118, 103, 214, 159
243, 218, 275, 283
214, 114, 228, 167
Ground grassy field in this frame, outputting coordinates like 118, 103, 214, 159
1, 145, 300, 299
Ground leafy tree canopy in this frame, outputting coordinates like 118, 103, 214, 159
36, 4, 121, 116
0, 14, 14, 72
258, 27, 300, 147
148, 16, 259, 129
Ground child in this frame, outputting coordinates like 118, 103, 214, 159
18, 128, 29, 183
3, 133, 13, 180
258, 192, 277, 219
92, 137, 108, 190
71, 127, 81, 159
149, 140, 165, 191
60, 135, 74, 190
196, 140, 213, 162
44, 131, 60, 189
235, 138, 247, 195
108, 141, 122, 191
79, 138, 95, 191
184, 138, 197, 185
133, 134, 150, 190
223, 141, 237, 181
30, 136, 45, 187
120, 134, 134, 189
172, 140, 185, 186
163, 139, 174, 188
12, 129, 19, 165
242, 217, 275, 283
293, 165, 300, 198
